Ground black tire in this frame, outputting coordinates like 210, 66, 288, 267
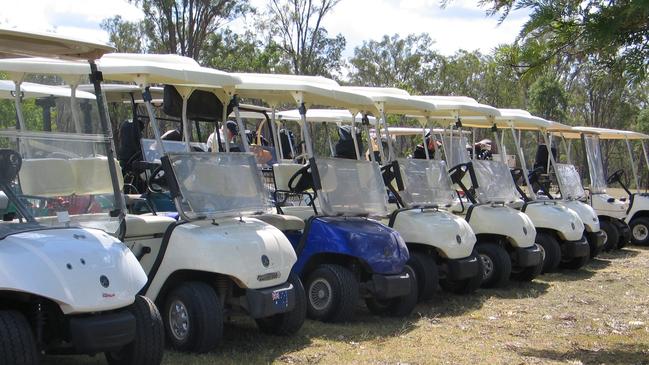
535, 232, 562, 273
475, 242, 512, 288
0, 310, 39, 365
511, 244, 543, 281
255, 273, 306, 335
163, 281, 223, 353
407, 251, 439, 301
106, 296, 165, 365
305, 264, 359, 322
629, 217, 649, 246
560, 253, 590, 270
440, 250, 483, 295
365, 265, 418, 317
585, 231, 600, 258
600, 220, 620, 251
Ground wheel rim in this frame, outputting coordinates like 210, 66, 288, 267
479, 254, 494, 280
308, 278, 332, 311
536, 243, 546, 262
632, 224, 648, 241
168, 299, 190, 341
601, 230, 608, 244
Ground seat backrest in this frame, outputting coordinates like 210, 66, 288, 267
273, 163, 306, 191
70, 157, 123, 195
19, 158, 76, 197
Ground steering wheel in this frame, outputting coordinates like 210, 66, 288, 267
0, 149, 22, 185
147, 165, 166, 193
607, 169, 625, 185
510, 168, 525, 185
288, 164, 312, 193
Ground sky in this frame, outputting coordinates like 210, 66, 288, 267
0, 0, 530, 57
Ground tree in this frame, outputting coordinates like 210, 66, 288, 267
527, 75, 568, 121
202, 30, 289, 73
347, 33, 442, 93
103, 0, 250, 61
266, 0, 345, 77
478, 0, 649, 80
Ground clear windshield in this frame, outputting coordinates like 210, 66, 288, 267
442, 134, 471, 167
141, 138, 208, 162
315, 157, 388, 216
397, 158, 455, 207
472, 160, 520, 203
583, 134, 607, 193
165, 151, 268, 220
0, 130, 122, 235
555, 163, 586, 200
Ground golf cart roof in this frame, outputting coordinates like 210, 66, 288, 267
559, 126, 649, 140
97, 54, 240, 94
458, 108, 550, 130
0, 80, 95, 100
276, 108, 376, 123
233, 73, 376, 112
341, 87, 441, 117
0, 27, 113, 60
0, 57, 101, 77
78, 84, 165, 103
414, 96, 501, 118
374, 126, 471, 136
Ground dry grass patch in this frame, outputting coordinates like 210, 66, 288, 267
49, 247, 649, 365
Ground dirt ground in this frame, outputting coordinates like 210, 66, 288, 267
51, 245, 649, 365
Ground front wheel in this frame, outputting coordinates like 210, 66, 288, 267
163, 281, 223, 353
305, 264, 359, 322
256, 273, 306, 335
535, 232, 561, 273
600, 220, 620, 251
629, 217, 649, 246
511, 244, 543, 281
0, 310, 39, 365
476, 243, 512, 288
407, 252, 439, 301
365, 265, 418, 317
440, 250, 483, 295
106, 296, 165, 365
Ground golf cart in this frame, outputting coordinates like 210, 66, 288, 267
556, 126, 649, 248
94, 54, 306, 352
472, 109, 592, 271
234, 73, 418, 321
0, 29, 163, 364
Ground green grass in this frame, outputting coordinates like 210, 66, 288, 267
49, 247, 649, 364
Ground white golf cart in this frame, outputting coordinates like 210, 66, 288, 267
477, 109, 592, 271
556, 126, 649, 248
95, 54, 306, 352
0, 29, 164, 364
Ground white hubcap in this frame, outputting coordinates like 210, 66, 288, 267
479, 254, 494, 280
169, 300, 190, 341
633, 224, 648, 241
309, 278, 333, 311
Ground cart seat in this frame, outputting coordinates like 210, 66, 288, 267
272, 163, 306, 191
255, 213, 305, 231
124, 214, 176, 238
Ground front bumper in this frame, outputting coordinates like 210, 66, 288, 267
511, 245, 543, 268
561, 236, 590, 258
365, 272, 411, 300
68, 310, 135, 354
245, 281, 296, 319
445, 256, 480, 281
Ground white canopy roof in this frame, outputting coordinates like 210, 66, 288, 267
341, 86, 440, 117
277, 108, 376, 123
234, 73, 376, 112
78, 84, 164, 103
0, 57, 96, 78
0, 27, 113, 60
97, 54, 240, 97
415, 95, 501, 118
0, 80, 95, 100
458, 108, 550, 130
559, 126, 649, 140
370, 126, 471, 137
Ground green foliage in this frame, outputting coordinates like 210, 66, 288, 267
101, 16, 146, 53
527, 75, 568, 121
202, 30, 288, 73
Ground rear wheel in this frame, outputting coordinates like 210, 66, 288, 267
365, 265, 418, 317
407, 251, 439, 301
629, 217, 649, 246
256, 273, 306, 335
0, 310, 38, 365
535, 232, 561, 273
475, 243, 511, 288
440, 250, 483, 295
163, 281, 223, 353
600, 220, 620, 251
106, 296, 164, 365
305, 264, 359, 322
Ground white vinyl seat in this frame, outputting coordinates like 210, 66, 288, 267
254, 213, 305, 231
19, 158, 76, 197
272, 163, 306, 191
124, 214, 176, 238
